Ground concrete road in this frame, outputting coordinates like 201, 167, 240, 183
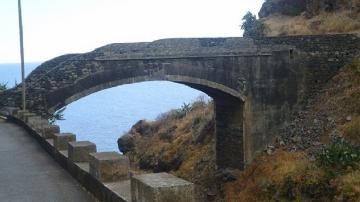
0, 119, 97, 202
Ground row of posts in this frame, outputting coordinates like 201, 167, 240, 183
1, 108, 196, 202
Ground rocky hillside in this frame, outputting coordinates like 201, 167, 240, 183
118, 99, 224, 201
258, 0, 360, 36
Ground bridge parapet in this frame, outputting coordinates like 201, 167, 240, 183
68, 141, 96, 163
0, 108, 196, 202
80, 37, 259, 60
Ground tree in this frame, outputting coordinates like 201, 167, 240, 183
0, 83, 7, 92
241, 11, 266, 38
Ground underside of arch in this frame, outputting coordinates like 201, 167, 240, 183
48, 74, 245, 113
46, 73, 246, 170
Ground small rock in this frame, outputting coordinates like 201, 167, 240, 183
312, 141, 321, 146
215, 169, 237, 182
279, 140, 285, 146
291, 136, 302, 143
346, 116, 352, 122
309, 156, 316, 162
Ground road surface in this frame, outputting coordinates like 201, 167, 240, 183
0, 118, 97, 202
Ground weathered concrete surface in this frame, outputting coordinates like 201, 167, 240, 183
42, 124, 60, 138
53, 133, 76, 150
68, 141, 97, 162
131, 172, 195, 202
0, 119, 96, 202
1, 34, 359, 169
89, 152, 130, 182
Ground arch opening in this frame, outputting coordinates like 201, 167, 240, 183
50, 76, 245, 170
47, 74, 245, 113
54, 81, 211, 152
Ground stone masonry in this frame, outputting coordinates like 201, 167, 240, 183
0, 34, 359, 169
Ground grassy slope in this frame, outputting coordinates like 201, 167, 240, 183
119, 99, 221, 201
264, 11, 360, 36
262, 0, 360, 36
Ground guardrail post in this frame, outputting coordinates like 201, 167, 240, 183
42, 125, 60, 139
68, 141, 97, 162
89, 152, 129, 182
53, 133, 76, 150
131, 172, 195, 202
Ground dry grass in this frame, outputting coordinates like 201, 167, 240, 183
122, 99, 218, 200
310, 59, 360, 126
264, 10, 360, 36
334, 170, 360, 201
224, 151, 330, 202
342, 116, 360, 144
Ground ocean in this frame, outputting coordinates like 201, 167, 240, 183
0, 63, 208, 151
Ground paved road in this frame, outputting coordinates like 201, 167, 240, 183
0, 119, 97, 202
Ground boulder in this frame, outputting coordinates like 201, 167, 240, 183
117, 134, 134, 154
259, 0, 306, 18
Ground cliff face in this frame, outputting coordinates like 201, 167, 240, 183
259, 0, 360, 36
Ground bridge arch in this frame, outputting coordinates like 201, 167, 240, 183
50, 74, 245, 112
2, 35, 358, 170
41, 58, 247, 170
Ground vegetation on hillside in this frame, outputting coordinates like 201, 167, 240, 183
241, 11, 266, 38
258, 0, 360, 36
118, 97, 220, 201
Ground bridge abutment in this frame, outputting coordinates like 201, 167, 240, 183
215, 97, 244, 170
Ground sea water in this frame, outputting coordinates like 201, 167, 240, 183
0, 63, 208, 151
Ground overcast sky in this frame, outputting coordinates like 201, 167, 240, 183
0, 0, 263, 63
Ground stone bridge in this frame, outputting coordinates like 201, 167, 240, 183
1, 34, 359, 169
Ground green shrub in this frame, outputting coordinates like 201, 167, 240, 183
241, 12, 266, 38
0, 83, 7, 91
316, 137, 360, 172
48, 107, 66, 124
174, 103, 191, 119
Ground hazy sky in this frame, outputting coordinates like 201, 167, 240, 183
0, 0, 263, 63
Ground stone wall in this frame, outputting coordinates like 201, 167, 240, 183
0, 108, 196, 202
